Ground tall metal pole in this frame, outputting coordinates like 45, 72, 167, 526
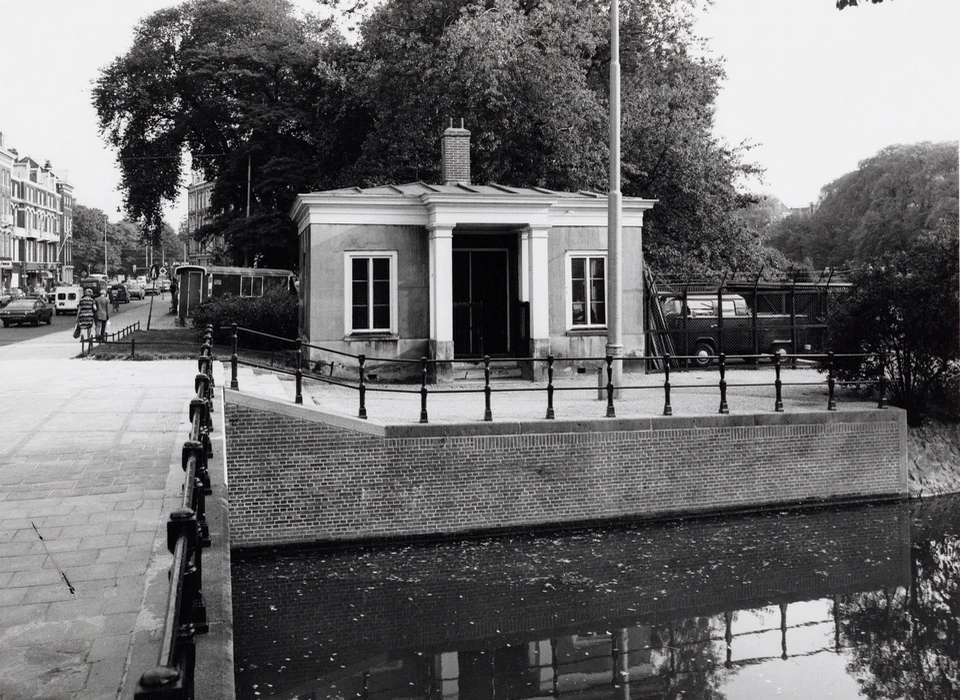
607, 0, 623, 392
103, 214, 108, 277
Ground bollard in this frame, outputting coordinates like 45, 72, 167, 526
605, 355, 616, 418
419, 357, 429, 423
230, 323, 239, 390
826, 351, 837, 411
774, 352, 784, 412
663, 353, 673, 416
295, 339, 303, 405
358, 354, 367, 420
483, 355, 492, 422
131, 336, 136, 359
718, 353, 729, 414
545, 356, 555, 420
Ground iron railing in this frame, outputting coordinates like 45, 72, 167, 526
222, 324, 888, 424
78, 320, 141, 356
134, 326, 215, 700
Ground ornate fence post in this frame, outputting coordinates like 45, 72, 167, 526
545, 355, 555, 420
295, 339, 303, 405
419, 357, 429, 423
663, 352, 673, 416
605, 355, 616, 418
774, 352, 784, 412
718, 352, 729, 414
230, 323, 239, 390
827, 351, 837, 411
358, 354, 367, 420
483, 355, 493, 422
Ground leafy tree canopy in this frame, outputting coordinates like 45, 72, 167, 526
72, 204, 177, 278
96, 0, 780, 277
767, 142, 959, 270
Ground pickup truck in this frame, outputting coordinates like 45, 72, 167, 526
661, 293, 813, 365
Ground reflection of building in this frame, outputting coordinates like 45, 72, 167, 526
186, 171, 217, 265
0, 132, 74, 291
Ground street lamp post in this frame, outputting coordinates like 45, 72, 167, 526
103, 214, 108, 278
607, 0, 623, 394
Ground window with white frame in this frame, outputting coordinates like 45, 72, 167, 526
345, 252, 397, 335
566, 252, 607, 329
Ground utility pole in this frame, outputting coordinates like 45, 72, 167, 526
103, 214, 108, 278
607, 0, 623, 394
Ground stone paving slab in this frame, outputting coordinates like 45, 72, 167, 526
0, 358, 198, 700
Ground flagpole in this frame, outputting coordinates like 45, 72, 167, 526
607, 0, 623, 395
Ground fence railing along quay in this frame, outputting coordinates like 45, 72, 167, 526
77, 320, 141, 357
221, 324, 888, 425
134, 326, 215, 700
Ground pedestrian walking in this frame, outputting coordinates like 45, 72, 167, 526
93, 289, 110, 341
76, 288, 96, 343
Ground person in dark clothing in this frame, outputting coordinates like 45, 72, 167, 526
93, 289, 110, 341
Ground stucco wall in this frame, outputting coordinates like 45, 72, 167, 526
546, 226, 644, 359
304, 222, 431, 367
224, 392, 908, 549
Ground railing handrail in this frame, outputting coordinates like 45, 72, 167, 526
135, 325, 216, 699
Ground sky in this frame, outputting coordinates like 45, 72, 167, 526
0, 0, 957, 229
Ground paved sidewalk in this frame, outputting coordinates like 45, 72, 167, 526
0, 337, 200, 698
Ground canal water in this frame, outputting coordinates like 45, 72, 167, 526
232, 495, 960, 699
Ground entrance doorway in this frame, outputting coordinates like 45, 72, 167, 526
453, 249, 510, 357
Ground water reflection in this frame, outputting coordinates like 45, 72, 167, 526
232, 495, 960, 699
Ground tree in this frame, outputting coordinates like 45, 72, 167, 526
94, 0, 354, 266
350, 0, 777, 278
97, 0, 783, 277
767, 142, 959, 270
829, 225, 959, 425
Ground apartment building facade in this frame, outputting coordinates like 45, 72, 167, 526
0, 132, 74, 292
186, 171, 217, 265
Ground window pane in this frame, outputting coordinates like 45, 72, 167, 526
352, 258, 368, 282
253, 278, 263, 296
590, 299, 605, 325
589, 257, 605, 283
352, 305, 368, 330
571, 258, 585, 286
372, 257, 389, 282
572, 301, 586, 325
372, 278, 389, 306
372, 303, 390, 329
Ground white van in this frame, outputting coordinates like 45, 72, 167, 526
54, 286, 82, 315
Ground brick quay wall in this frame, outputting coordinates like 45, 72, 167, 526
224, 390, 908, 549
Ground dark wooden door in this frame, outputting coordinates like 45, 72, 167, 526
452, 249, 510, 357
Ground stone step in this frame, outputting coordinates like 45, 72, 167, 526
452, 360, 523, 381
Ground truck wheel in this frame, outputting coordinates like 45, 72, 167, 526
692, 341, 715, 367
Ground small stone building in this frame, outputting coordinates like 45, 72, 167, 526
290, 127, 655, 380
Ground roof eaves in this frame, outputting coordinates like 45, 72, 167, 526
487, 183, 519, 194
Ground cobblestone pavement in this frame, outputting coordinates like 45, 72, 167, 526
0, 302, 198, 700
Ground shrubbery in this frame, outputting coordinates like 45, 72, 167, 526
192, 287, 299, 351
829, 226, 959, 425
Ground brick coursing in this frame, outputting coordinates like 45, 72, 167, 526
225, 399, 907, 549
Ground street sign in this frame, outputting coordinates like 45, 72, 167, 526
151, 264, 159, 280
159, 266, 167, 277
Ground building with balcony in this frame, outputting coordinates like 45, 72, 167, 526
0, 132, 75, 292
186, 171, 217, 265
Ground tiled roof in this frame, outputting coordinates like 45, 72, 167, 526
323, 181, 609, 199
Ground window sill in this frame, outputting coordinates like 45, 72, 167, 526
344, 332, 398, 342
565, 328, 607, 337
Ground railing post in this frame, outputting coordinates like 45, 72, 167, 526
483, 355, 493, 422
605, 355, 616, 418
419, 357, 429, 423
545, 355, 555, 420
131, 336, 136, 359
295, 339, 303, 405
774, 352, 784, 412
827, 351, 837, 411
230, 323, 239, 390
358, 354, 367, 420
877, 353, 887, 409
718, 352, 729, 414
663, 353, 673, 416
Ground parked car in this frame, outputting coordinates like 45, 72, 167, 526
661, 293, 814, 366
144, 283, 159, 296
159, 278, 171, 292
126, 282, 145, 300
54, 286, 82, 315
109, 283, 130, 304
0, 298, 54, 327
